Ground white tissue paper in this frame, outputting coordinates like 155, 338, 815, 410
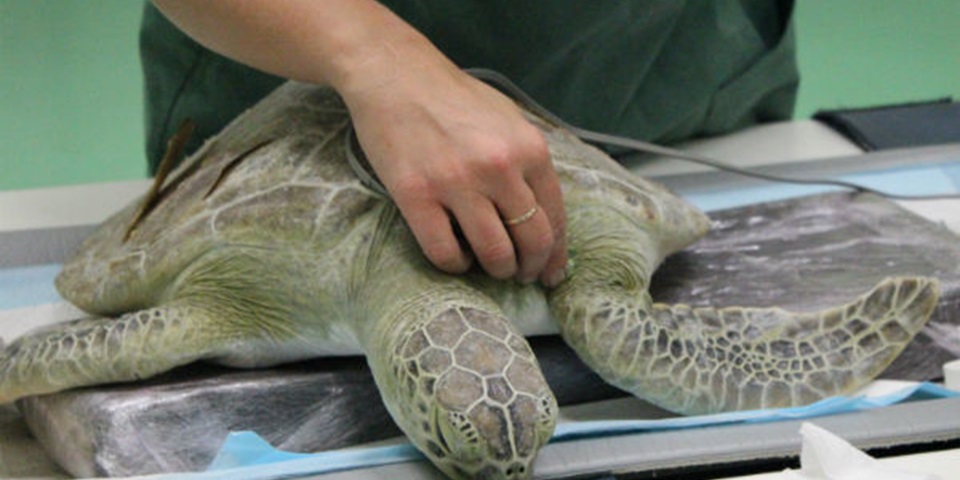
784, 423, 940, 480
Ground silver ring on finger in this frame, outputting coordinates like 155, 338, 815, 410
504, 205, 539, 226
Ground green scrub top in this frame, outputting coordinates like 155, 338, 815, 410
140, 1, 798, 173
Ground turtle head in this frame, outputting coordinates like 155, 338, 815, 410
374, 305, 558, 479
427, 379, 556, 480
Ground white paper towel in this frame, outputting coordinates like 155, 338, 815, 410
784, 423, 940, 480
944, 359, 960, 392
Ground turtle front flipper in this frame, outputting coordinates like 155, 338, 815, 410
0, 303, 252, 404
549, 210, 940, 416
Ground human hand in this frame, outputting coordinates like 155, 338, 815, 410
340, 55, 568, 286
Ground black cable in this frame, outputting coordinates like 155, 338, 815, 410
466, 68, 960, 202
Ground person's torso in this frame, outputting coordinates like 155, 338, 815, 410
140, 0, 797, 172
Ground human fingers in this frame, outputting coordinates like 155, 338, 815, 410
484, 119, 568, 287
528, 164, 568, 287
448, 193, 519, 280
394, 192, 473, 275
503, 201, 554, 284
488, 166, 554, 285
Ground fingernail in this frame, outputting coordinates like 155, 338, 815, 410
543, 267, 567, 288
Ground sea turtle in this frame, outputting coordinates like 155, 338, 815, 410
0, 82, 940, 480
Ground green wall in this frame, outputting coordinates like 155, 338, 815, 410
1, 1, 145, 191
793, 0, 960, 117
2, 0, 958, 191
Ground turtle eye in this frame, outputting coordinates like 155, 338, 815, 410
536, 393, 558, 444
435, 409, 484, 464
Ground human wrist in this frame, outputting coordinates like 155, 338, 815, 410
325, 25, 454, 105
